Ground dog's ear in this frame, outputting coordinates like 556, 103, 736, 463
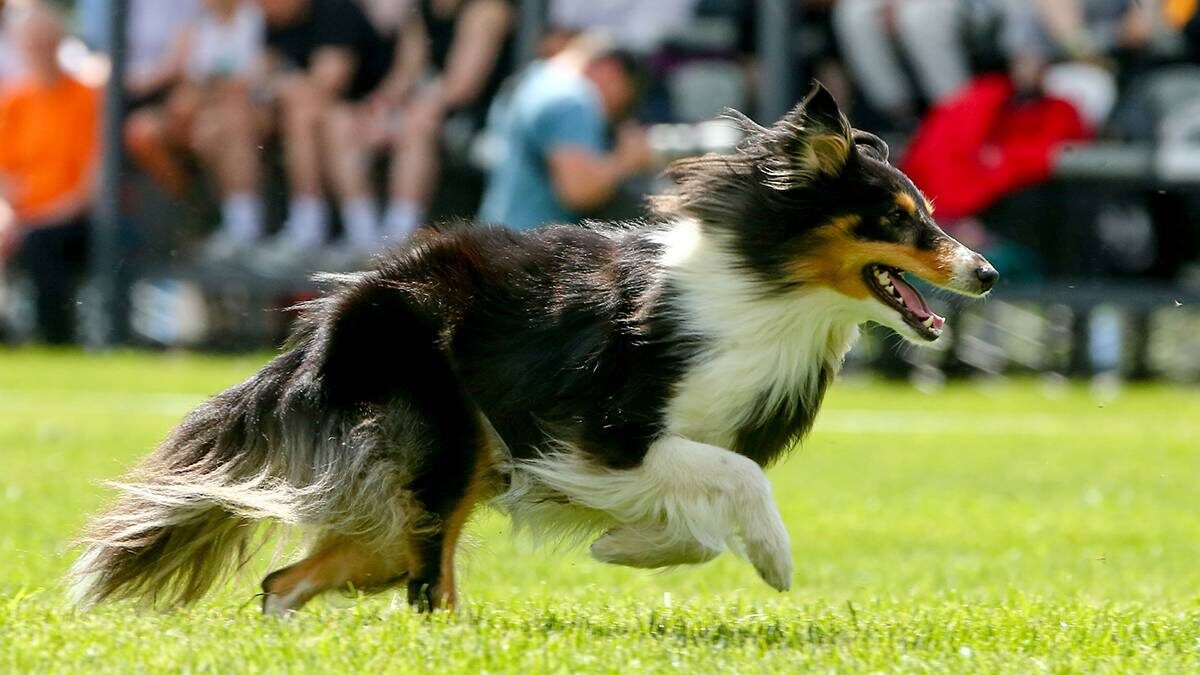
853, 130, 890, 163
777, 83, 854, 179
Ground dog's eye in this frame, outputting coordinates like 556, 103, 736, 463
887, 207, 907, 223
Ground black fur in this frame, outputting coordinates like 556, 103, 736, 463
653, 85, 955, 290
71, 83, 992, 612
313, 223, 697, 471
733, 368, 832, 467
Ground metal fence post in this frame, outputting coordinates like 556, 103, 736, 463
756, 0, 794, 123
90, 0, 128, 348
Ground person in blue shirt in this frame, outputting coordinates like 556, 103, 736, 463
478, 38, 652, 230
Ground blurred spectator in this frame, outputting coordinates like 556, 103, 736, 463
733, 1, 852, 122
547, 0, 699, 54
1184, 1, 1200, 57
1008, 0, 1156, 67
124, 0, 267, 261
478, 37, 652, 229
1001, 0, 1157, 127
900, 0, 1165, 224
832, 0, 971, 129
901, 73, 1091, 222
378, 0, 514, 242
256, 0, 392, 266
77, 0, 202, 106
0, 0, 22, 87
357, 0, 417, 33
0, 3, 100, 344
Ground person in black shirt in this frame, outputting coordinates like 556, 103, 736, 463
255, 0, 391, 267
374, 0, 515, 242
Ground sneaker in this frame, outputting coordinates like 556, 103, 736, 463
251, 236, 326, 279
202, 233, 254, 266
319, 241, 378, 272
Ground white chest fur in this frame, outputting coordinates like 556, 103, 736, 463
654, 220, 864, 449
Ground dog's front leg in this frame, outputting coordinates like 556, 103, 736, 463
590, 521, 722, 568
575, 436, 793, 591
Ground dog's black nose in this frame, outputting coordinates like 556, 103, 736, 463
975, 264, 999, 291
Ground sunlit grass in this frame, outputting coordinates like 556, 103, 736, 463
2, 349, 1198, 672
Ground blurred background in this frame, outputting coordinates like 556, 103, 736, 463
0, 0, 1199, 385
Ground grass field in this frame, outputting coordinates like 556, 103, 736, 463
2, 349, 1199, 672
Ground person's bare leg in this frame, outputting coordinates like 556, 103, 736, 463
193, 86, 265, 248
383, 99, 443, 241
273, 77, 329, 248
321, 104, 374, 203
390, 115, 441, 215
278, 77, 324, 198
830, 0, 915, 121
321, 103, 379, 248
894, 0, 969, 104
125, 107, 188, 198
1032, 0, 1087, 49
214, 87, 263, 199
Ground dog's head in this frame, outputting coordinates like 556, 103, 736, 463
657, 84, 997, 344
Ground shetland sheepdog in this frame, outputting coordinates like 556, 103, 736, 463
69, 85, 997, 614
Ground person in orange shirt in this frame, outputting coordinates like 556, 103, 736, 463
0, 2, 100, 344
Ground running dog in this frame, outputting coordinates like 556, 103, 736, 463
69, 84, 997, 614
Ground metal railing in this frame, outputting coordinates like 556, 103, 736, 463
90, 0, 127, 347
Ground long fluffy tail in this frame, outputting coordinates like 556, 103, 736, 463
67, 350, 314, 608
68, 275, 435, 608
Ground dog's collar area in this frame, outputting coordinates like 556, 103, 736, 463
864, 265, 945, 341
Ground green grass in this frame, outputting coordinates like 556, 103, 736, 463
2, 349, 1199, 672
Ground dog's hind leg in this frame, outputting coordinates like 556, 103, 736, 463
261, 536, 410, 616
312, 280, 501, 611
403, 418, 498, 612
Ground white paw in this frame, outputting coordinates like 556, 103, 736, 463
260, 579, 314, 617
261, 593, 296, 618
590, 526, 722, 568
590, 530, 633, 565
742, 524, 793, 591
739, 509, 796, 588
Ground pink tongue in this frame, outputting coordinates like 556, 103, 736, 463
890, 277, 928, 317
890, 276, 943, 328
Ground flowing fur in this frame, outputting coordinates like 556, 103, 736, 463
69, 293, 436, 608
652, 219, 863, 457
67, 84, 996, 612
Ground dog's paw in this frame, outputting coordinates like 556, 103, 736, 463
744, 535, 792, 588
590, 526, 722, 568
261, 591, 297, 618
743, 532, 793, 592
590, 529, 636, 566
259, 567, 313, 617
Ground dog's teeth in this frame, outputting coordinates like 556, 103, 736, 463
875, 270, 890, 282
922, 317, 934, 328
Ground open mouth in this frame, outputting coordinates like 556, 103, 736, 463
863, 264, 945, 341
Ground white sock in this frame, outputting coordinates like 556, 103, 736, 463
282, 195, 329, 247
219, 193, 264, 243
341, 197, 380, 248
383, 200, 424, 242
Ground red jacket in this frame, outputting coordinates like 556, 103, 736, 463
901, 75, 1092, 220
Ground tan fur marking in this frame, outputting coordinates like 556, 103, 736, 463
263, 538, 408, 612
434, 449, 500, 610
806, 134, 852, 176
790, 225, 958, 298
823, 214, 862, 232
895, 192, 918, 216
923, 197, 935, 215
